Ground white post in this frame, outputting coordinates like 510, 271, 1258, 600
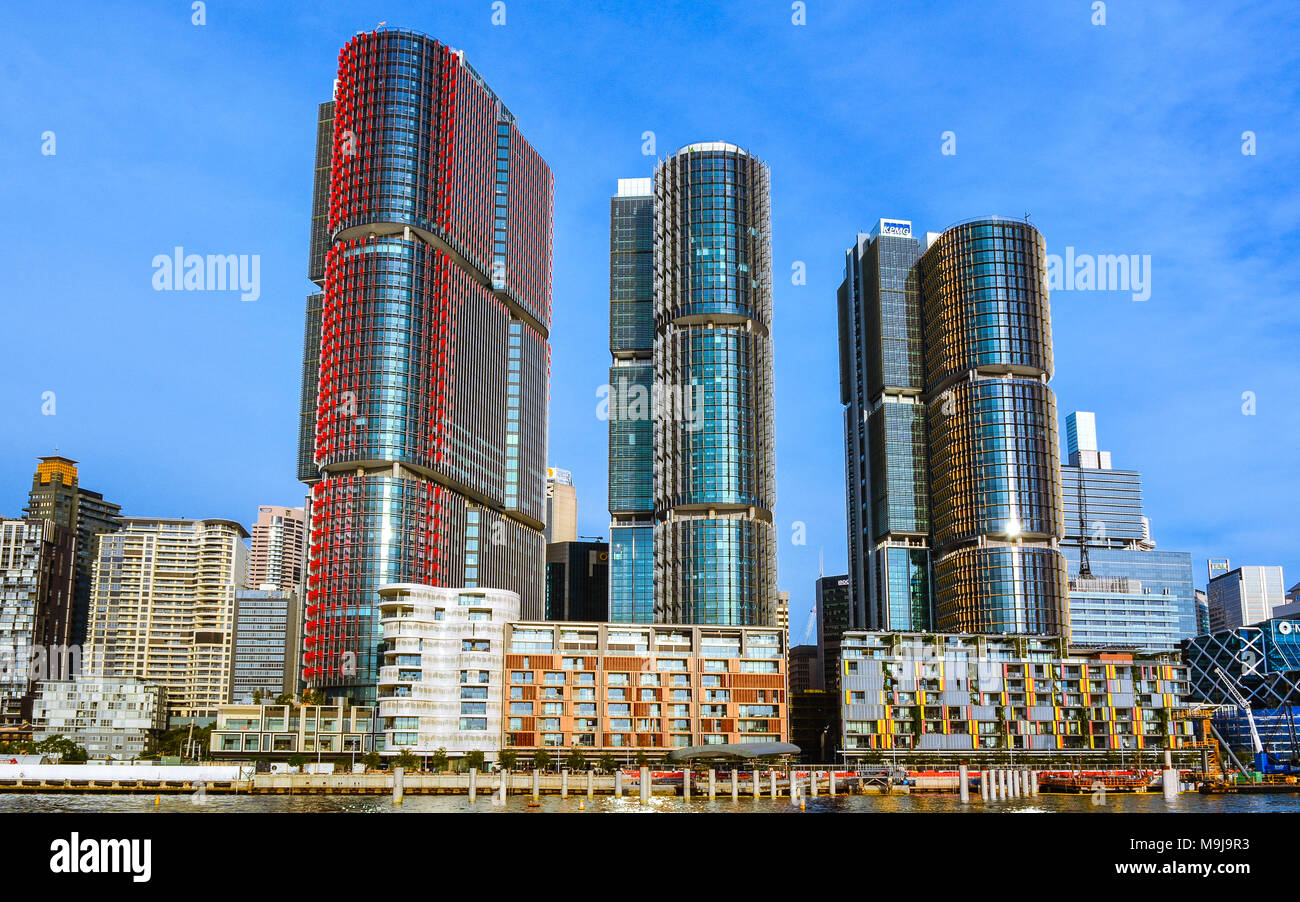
392, 766, 404, 804
1030, 771, 1039, 795
770, 769, 778, 799
499, 769, 507, 801
810, 770, 818, 797
731, 768, 738, 800
997, 768, 1007, 799
683, 767, 691, 800
587, 769, 594, 798
1163, 748, 1177, 799
830, 770, 837, 795
980, 770, 990, 800
708, 768, 716, 800
614, 769, 623, 797
959, 764, 969, 803
752, 768, 760, 799
561, 769, 568, 798
531, 769, 539, 800
640, 766, 650, 803
469, 767, 477, 802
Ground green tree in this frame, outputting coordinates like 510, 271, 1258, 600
634, 750, 652, 768
465, 750, 486, 771
252, 689, 263, 704
394, 749, 419, 771
498, 749, 518, 771
429, 747, 449, 772
362, 750, 383, 771
533, 748, 553, 771
566, 746, 586, 771
274, 693, 293, 706
35, 736, 87, 762
288, 753, 307, 770
333, 759, 348, 773
598, 753, 618, 774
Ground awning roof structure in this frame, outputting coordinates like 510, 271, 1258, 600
666, 742, 801, 761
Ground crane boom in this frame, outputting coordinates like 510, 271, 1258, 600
1214, 666, 1263, 755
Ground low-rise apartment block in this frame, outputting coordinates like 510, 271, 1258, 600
840, 631, 1193, 761
502, 621, 787, 758
211, 703, 375, 758
31, 677, 166, 759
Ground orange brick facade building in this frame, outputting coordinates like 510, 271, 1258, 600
502, 622, 787, 759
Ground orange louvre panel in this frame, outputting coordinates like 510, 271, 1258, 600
603, 656, 645, 670
505, 655, 529, 668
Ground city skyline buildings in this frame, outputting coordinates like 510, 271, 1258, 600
5, 11, 1296, 657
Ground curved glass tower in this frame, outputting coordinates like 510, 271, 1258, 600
917, 219, 1068, 637
302, 29, 551, 700
652, 143, 777, 625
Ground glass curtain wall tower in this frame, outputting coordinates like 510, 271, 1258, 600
608, 178, 656, 622
652, 143, 777, 626
300, 29, 552, 702
837, 221, 933, 632
918, 219, 1068, 637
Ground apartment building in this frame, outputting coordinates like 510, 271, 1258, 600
502, 621, 787, 759
31, 678, 166, 759
839, 631, 1193, 761
84, 517, 248, 722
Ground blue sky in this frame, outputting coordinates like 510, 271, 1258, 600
2, 1, 1297, 643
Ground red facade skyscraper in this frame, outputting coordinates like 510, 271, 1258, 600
300, 29, 552, 701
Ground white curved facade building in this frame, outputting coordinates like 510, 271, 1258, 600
377, 584, 519, 762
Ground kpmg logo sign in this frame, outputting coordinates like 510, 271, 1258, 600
878, 219, 912, 238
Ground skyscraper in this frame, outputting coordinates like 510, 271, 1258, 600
918, 218, 1068, 637
300, 29, 552, 702
247, 505, 306, 592
608, 177, 655, 623
1208, 565, 1285, 632
839, 218, 1068, 639
23, 456, 121, 648
543, 467, 577, 544
837, 220, 932, 631
85, 517, 248, 721
1058, 411, 1196, 650
652, 142, 777, 626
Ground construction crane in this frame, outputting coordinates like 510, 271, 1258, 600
1214, 666, 1271, 775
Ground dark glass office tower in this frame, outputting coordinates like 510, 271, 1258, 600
300, 29, 552, 701
917, 218, 1068, 637
608, 178, 655, 622
545, 540, 610, 621
815, 574, 851, 693
837, 220, 933, 632
23, 456, 121, 648
652, 143, 777, 626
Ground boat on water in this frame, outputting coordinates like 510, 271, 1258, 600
1037, 772, 1158, 794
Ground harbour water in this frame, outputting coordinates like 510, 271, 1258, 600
3, 791, 1297, 813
